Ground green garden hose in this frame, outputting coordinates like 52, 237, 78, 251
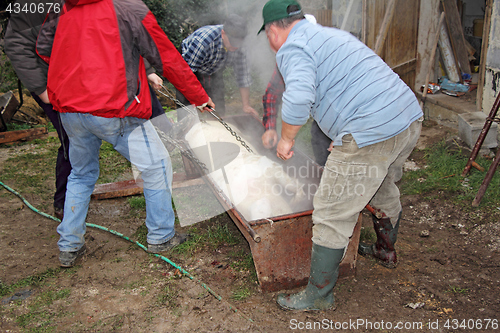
0, 180, 254, 323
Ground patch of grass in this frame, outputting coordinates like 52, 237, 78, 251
128, 196, 146, 210
35, 289, 71, 308
133, 218, 241, 256
229, 249, 253, 271
231, 286, 251, 301
229, 250, 258, 283
446, 285, 469, 294
98, 142, 132, 184
1, 150, 56, 195
401, 141, 500, 210
6, 122, 33, 131
171, 228, 204, 255
0, 267, 63, 297
157, 285, 179, 308
360, 227, 376, 244
205, 221, 240, 249
132, 223, 148, 247
14, 288, 71, 331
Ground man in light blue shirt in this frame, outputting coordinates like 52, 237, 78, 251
260, 0, 422, 311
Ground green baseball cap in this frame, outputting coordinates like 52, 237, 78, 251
258, 0, 302, 34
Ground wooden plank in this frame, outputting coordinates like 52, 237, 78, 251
386, 0, 420, 67
0, 127, 47, 144
442, 0, 471, 76
391, 58, 417, 77
420, 12, 446, 110
91, 174, 205, 200
374, 0, 397, 56
365, 0, 419, 90
92, 179, 143, 200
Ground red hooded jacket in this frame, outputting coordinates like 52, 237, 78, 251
36, 0, 208, 119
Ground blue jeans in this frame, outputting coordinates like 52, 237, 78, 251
58, 113, 175, 251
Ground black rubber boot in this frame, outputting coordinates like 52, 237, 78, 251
358, 210, 401, 268
276, 243, 345, 311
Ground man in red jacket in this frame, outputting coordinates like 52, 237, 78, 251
4, 0, 168, 221
36, 0, 214, 267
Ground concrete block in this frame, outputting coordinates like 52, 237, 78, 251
458, 112, 498, 149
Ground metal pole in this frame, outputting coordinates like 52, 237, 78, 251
472, 146, 500, 207
462, 92, 500, 177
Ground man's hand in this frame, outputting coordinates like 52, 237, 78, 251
277, 122, 301, 160
239, 87, 259, 118
328, 140, 334, 152
39, 90, 50, 104
243, 105, 259, 118
277, 137, 294, 160
147, 73, 163, 90
262, 129, 278, 148
197, 97, 215, 112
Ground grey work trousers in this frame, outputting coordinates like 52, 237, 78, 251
311, 119, 422, 249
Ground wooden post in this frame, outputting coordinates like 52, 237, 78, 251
442, 0, 472, 78
420, 12, 446, 110
374, 0, 397, 56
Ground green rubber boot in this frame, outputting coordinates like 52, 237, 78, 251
358, 210, 401, 268
276, 243, 345, 311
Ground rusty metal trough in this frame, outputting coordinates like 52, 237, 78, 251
182, 114, 361, 292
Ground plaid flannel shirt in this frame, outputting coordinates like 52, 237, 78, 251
181, 25, 251, 88
262, 67, 285, 130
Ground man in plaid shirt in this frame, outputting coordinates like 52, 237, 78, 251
176, 14, 258, 119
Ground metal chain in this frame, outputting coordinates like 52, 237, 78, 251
157, 84, 254, 154
207, 107, 254, 154
154, 125, 209, 173
157, 85, 199, 119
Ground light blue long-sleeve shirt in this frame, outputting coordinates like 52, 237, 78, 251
277, 20, 423, 148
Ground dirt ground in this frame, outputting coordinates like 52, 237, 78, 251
1, 118, 500, 333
